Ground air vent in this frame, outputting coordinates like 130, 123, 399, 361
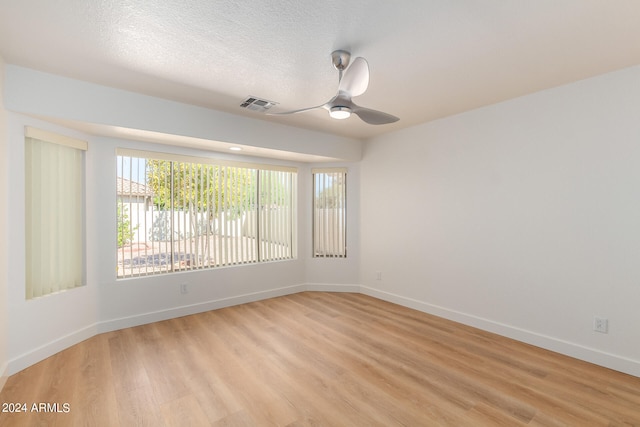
240, 96, 278, 113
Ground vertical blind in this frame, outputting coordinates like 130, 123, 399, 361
25, 127, 86, 299
312, 168, 347, 258
116, 149, 297, 278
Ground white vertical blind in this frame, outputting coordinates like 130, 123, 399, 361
116, 149, 296, 278
25, 128, 86, 299
312, 168, 347, 258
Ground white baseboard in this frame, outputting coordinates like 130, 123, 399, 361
360, 286, 640, 378
6, 324, 97, 376
0, 362, 8, 393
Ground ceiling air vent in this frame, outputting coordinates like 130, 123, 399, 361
240, 96, 278, 113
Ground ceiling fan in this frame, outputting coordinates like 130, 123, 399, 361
268, 50, 399, 125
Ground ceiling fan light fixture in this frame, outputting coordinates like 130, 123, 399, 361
329, 106, 351, 120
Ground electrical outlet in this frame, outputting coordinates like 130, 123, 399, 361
180, 283, 188, 294
376, 272, 382, 281
593, 317, 608, 333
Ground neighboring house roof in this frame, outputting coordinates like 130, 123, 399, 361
117, 177, 153, 197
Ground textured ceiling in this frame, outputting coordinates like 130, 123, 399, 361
2, 1, 640, 140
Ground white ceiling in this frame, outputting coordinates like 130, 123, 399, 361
2, 0, 640, 141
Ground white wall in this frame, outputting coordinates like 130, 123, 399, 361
360, 65, 640, 376
0, 56, 9, 390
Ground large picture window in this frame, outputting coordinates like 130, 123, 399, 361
25, 127, 86, 299
116, 149, 297, 278
312, 168, 346, 258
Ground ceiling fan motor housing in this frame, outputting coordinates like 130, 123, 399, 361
331, 50, 351, 71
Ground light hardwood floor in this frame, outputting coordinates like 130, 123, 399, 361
1, 292, 639, 426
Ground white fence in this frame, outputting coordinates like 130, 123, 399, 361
127, 208, 290, 243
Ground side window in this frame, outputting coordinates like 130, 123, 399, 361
312, 168, 347, 258
25, 127, 86, 299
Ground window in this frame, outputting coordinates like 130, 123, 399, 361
116, 149, 297, 278
25, 127, 86, 299
312, 168, 346, 258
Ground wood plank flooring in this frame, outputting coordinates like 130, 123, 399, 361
1, 292, 639, 426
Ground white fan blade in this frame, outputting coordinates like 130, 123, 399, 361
352, 105, 399, 125
339, 57, 369, 97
